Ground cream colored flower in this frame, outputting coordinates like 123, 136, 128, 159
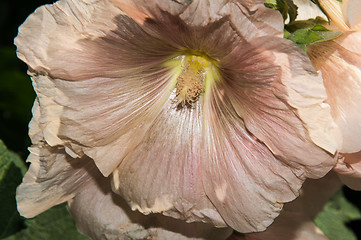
15, 0, 339, 238
303, 0, 361, 190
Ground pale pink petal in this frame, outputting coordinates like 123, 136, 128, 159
334, 151, 361, 190
111, 99, 226, 227
16, 97, 99, 217
110, 0, 279, 33
15, 0, 179, 176
308, 32, 361, 153
16, 144, 98, 218
69, 177, 232, 240
227, 172, 342, 240
202, 93, 302, 232
15, 0, 124, 74
222, 37, 338, 169
224, 0, 284, 40
200, 37, 337, 233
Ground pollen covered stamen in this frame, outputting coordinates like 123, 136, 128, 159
165, 53, 218, 107
175, 58, 206, 106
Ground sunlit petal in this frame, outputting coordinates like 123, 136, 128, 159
318, 0, 350, 30
308, 32, 361, 153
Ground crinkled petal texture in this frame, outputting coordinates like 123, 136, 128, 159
307, 32, 361, 154
16, 0, 339, 234
227, 172, 342, 240
16, 98, 100, 218
69, 176, 233, 240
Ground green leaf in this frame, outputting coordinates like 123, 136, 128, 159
288, 28, 323, 44
312, 24, 329, 31
285, 18, 342, 50
284, 0, 298, 23
0, 140, 27, 238
315, 189, 361, 240
3, 204, 90, 240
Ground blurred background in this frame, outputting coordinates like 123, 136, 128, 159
0, 0, 360, 239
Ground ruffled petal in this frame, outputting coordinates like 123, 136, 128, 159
334, 151, 361, 190
17, 97, 100, 217
202, 93, 302, 232
200, 37, 337, 233
16, 143, 98, 218
15, 0, 181, 176
110, 0, 280, 33
69, 177, 232, 240
222, 36, 339, 169
307, 32, 361, 153
15, 0, 291, 180
15, 0, 125, 74
224, 0, 284, 40
110, 97, 225, 227
228, 172, 342, 240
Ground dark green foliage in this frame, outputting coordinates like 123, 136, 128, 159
315, 189, 361, 240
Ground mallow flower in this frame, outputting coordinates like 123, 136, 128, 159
301, 0, 361, 190
15, 0, 340, 238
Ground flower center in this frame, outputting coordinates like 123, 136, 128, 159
165, 52, 219, 107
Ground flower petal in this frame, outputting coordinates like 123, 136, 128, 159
16, 97, 100, 217
15, 0, 180, 176
111, 98, 226, 227
16, 143, 98, 218
15, 0, 124, 74
318, 0, 350, 30
200, 37, 337, 233
225, 0, 284, 40
227, 172, 342, 240
222, 36, 338, 168
307, 32, 361, 153
69, 177, 233, 240
344, 0, 361, 29
202, 92, 302, 232
334, 151, 361, 190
